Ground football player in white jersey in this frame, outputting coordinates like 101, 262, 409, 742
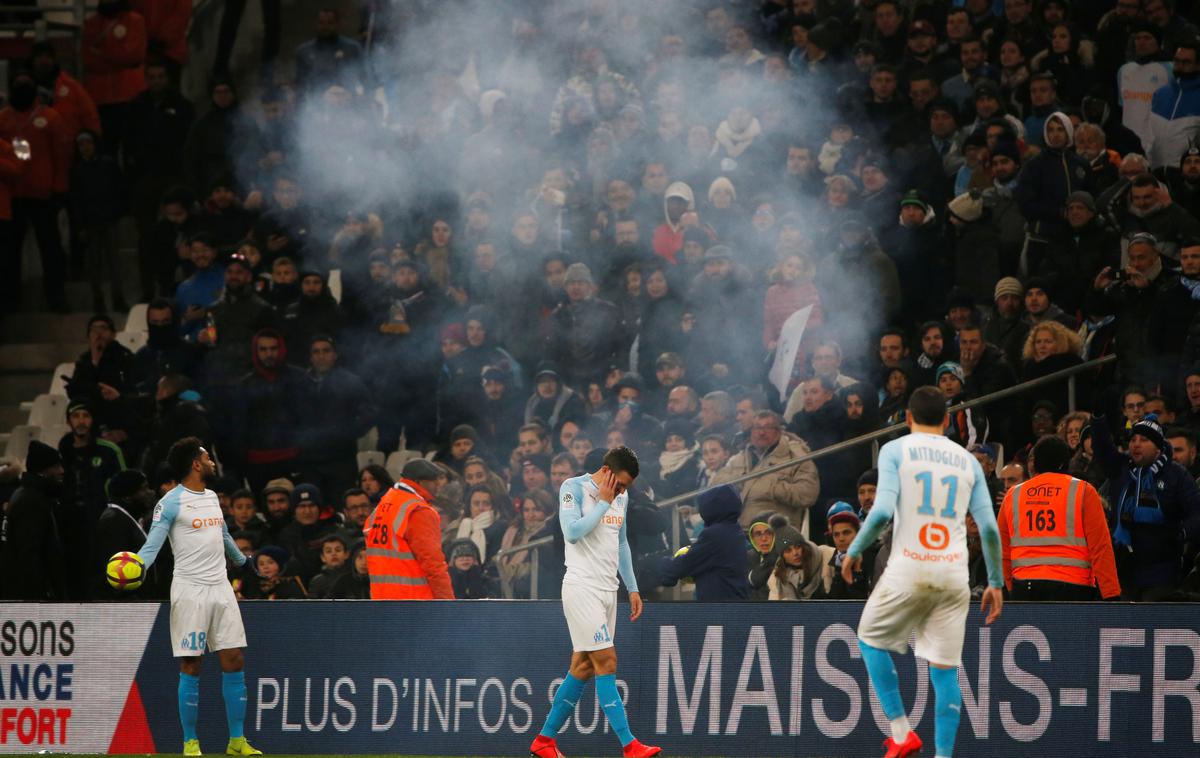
137, 437, 261, 757
843, 387, 1005, 758
529, 447, 661, 758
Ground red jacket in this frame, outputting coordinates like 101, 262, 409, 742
0, 138, 26, 220
47, 71, 102, 138
82, 10, 147, 106
130, 0, 191, 64
0, 105, 72, 198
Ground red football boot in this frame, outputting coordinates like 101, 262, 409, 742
529, 734, 565, 758
882, 730, 923, 758
622, 739, 663, 757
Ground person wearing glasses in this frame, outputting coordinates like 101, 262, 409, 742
1148, 38, 1200, 169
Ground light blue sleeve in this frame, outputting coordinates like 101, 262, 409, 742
967, 458, 1005, 588
618, 513, 638, 594
221, 521, 248, 567
559, 477, 610, 543
138, 493, 179, 569
847, 442, 901, 559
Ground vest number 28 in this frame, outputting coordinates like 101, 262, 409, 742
915, 472, 959, 519
368, 521, 390, 545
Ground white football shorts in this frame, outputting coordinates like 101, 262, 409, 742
562, 582, 617, 652
170, 579, 247, 657
856, 580, 971, 668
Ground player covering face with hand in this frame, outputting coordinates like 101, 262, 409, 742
529, 447, 661, 758
842, 386, 1004, 758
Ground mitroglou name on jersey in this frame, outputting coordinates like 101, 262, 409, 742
906, 446, 971, 470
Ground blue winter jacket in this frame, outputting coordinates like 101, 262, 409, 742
656, 485, 750, 601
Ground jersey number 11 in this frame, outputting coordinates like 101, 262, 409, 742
914, 472, 959, 519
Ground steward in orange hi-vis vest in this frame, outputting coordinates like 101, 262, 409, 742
998, 437, 1120, 600
363, 463, 453, 599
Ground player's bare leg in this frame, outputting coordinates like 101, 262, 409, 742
217, 648, 261, 756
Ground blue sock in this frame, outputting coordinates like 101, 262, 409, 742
179, 672, 200, 742
539, 673, 585, 738
859, 641, 906, 720
929, 666, 962, 757
222, 671, 247, 739
596, 674, 634, 746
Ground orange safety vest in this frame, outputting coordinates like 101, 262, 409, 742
364, 481, 435, 599
1008, 473, 1094, 586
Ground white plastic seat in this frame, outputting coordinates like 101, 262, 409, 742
27, 393, 69, 427
115, 330, 148, 353
48, 362, 75, 396
36, 424, 69, 446
328, 269, 343, 303
5, 425, 40, 461
356, 450, 385, 471
124, 302, 149, 333
356, 426, 379, 452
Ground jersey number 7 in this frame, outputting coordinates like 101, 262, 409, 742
914, 472, 959, 519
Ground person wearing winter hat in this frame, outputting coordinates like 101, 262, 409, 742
362, 457, 453, 600
276, 483, 339, 583
59, 398, 126, 535
1021, 275, 1077, 329
655, 484, 750, 601
766, 514, 835, 600
745, 513, 778, 600
245, 544, 306, 600
93, 469, 160, 598
446, 537, 494, 599
1015, 110, 1092, 250
937, 361, 991, 447
0, 440, 67, 600
821, 502, 870, 599
656, 417, 700, 499
981, 276, 1031, 368
544, 261, 622, 390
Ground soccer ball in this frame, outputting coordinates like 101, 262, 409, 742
106, 551, 145, 591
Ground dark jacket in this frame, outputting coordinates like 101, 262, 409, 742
298, 366, 373, 465
544, 297, 623, 389
232, 330, 307, 462
1015, 143, 1093, 238
122, 86, 194, 180
276, 516, 341, 584
1039, 219, 1122, 316
70, 152, 126, 226
204, 285, 279, 387
140, 394, 212, 475
1149, 277, 1200, 395
92, 501, 169, 600
282, 289, 343, 367
982, 311, 1031, 369
1094, 416, 1200, 591
1086, 264, 1181, 388
0, 473, 67, 600
69, 341, 135, 432
655, 484, 751, 601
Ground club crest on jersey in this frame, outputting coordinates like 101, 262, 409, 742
918, 523, 950, 550
152, 502, 164, 522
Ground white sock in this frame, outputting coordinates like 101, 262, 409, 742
890, 715, 911, 742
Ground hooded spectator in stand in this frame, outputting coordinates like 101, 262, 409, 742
1015, 111, 1092, 264
29, 41, 100, 141
0, 69, 71, 311
446, 538, 497, 599
299, 335, 372, 498
0, 441, 67, 600
478, 366, 525, 461
655, 418, 701, 499
460, 305, 519, 391
655, 484, 751, 601
232, 330, 306, 492
283, 268, 343, 363
652, 181, 695, 263
524, 362, 586, 431
68, 314, 134, 443
687, 245, 760, 385
544, 263, 622, 390
131, 299, 198, 394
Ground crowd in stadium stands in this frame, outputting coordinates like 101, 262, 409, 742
5, 0, 1200, 602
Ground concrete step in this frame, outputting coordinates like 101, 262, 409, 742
0, 342, 83, 373
0, 375, 48, 409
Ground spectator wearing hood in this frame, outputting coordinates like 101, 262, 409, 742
655, 484, 750, 601
652, 181, 695, 263
746, 514, 778, 600
478, 366, 525, 460
201, 252, 280, 387
299, 335, 372, 498
686, 245, 761, 385
28, 41, 100, 141
460, 305, 520, 390
1015, 111, 1093, 250
1093, 414, 1200, 599
0, 441, 67, 600
524, 363, 586, 432
766, 515, 835, 600
242, 544, 307, 599
232, 329, 306, 492
131, 299, 200, 394
276, 483, 341, 583
294, 8, 368, 94
283, 268, 343, 364
544, 263, 622, 391
447, 538, 497, 599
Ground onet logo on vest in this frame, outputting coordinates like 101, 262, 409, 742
190, 517, 224, 529
1025, 485, 1063, 498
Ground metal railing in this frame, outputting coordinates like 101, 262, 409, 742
492, 354, 1116, 599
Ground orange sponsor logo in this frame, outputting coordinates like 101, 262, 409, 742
603, 515, 624, 526
919, 523, 950, 550
191, 517, 224, 529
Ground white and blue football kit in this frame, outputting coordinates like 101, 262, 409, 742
140, 484, 248, 657
558, 474, 639, 652
850, 433, 1004, 667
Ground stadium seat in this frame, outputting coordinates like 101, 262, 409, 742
124, 302, 149, 333
328, 269, 342, 303
357, 426, 379, 452
115, 330, 148, 353
385, 450, 421, 480
356, 450, 385, 470
48, 362, 74, 396
4, 425, 40, 461
27, 393, 69, 427
37, 424, 69, 446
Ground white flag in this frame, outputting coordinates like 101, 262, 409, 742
768, 305, 814, 403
